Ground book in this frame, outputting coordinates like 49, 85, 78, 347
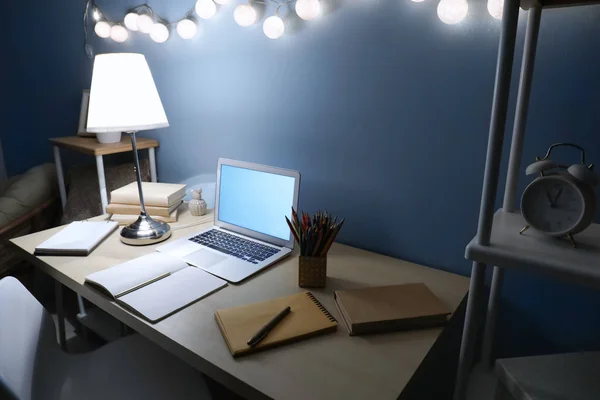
110, 207, 180, 225
106, 200, 183, 217
215, 292, 337, 357
34, 221, 118, 256
110, 182, 187, 207
334, 283, 451, 336
85, 253, 227, 323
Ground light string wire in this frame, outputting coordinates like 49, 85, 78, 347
83, 0, 295, 58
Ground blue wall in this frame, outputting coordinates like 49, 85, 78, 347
5, 0, 600, 358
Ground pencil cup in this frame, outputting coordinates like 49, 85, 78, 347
298, 256, 327, 288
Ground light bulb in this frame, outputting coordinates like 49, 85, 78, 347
215, 0, 230, 4
234, 4, 257, 27
195, 0, 217, 19
177, 19, 198, 39
487, 0, 503, 20
92, 9, 101, 21
295, 0, 321, 20
110, 25, 129, 43
94, 21, 111, 38
263, 16, 284, 39
124, 13, 139, 31
137, 14, 154, 33
150, 23, 170, 43
437, 0, 468, 25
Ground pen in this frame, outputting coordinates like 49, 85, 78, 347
247, 306, 292, 347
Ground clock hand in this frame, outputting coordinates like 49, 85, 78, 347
544, 189, 553, 205
551, 188, 563, 206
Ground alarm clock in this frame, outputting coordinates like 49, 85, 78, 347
520, 143, 598, 247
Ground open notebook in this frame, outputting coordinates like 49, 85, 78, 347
86, 253, 227, 323
215, 292, 338, 357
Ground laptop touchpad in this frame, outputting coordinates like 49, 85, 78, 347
183, 249, 227, 269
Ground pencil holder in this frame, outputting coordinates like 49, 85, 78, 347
298, 256, 327, 288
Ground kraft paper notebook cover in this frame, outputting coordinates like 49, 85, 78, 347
110, 182, 186, 207
334, 283, 451, 336
215, 292, 337, 357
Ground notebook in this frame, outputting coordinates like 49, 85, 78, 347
34, 221, 118, 256
106, 200, 183, 217
110, 182, 187, 207
334, 283, 450, 336
215, 292, 337, 357
86, 252, 227, 323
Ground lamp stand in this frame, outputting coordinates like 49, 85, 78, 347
120, 131, 172, 246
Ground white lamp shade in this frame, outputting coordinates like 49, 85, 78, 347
87, 53, 169, 133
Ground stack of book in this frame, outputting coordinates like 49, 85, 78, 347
107, 182, 187, 225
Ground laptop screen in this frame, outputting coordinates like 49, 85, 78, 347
218, 164, 296, 241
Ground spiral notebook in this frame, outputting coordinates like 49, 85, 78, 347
215, 292, 337, 357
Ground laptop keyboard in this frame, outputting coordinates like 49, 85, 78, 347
189, 229, 280, 264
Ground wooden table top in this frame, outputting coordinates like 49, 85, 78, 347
50, 136, 159, 156
10, 215, 469, 400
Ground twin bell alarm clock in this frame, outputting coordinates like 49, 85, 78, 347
520, 143, 598, 247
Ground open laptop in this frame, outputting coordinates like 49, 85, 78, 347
157, 158, 300, 283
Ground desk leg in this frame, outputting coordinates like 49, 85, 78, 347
96, 155, 108, 214
53, 146, 67, 209
454, 261, 487, 400
481, 266, 504, 368
149, 147, 157, 182
55, 281, 67, 351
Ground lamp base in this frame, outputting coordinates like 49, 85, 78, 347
120, 214, 172, 246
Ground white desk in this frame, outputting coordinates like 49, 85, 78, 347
10, 216, 469, 400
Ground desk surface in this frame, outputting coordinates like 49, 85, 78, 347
11, 216, 469, 400
50, 136, 159, 156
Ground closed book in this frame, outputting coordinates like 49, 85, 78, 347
106, 200, 183, 217
110, 182, 187, 207
215, 292, 337, 357
110, 207, 180, 225
334, 283, 450, 336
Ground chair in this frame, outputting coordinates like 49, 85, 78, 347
0, 277, 212, 400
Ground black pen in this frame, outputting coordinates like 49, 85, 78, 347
247, 306, 292, 347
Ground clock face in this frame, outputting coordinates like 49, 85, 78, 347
521, 175, 586, 236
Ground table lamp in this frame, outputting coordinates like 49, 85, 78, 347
86, 53, 171, 245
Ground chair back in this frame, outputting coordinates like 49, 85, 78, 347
0, 277, 58, 400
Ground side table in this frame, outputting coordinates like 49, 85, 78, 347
50, 136, 160, 213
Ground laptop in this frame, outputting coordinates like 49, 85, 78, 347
157, 158, 300, 283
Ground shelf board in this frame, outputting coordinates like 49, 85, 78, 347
465, 210, 600, 287
521, 0, 600, 10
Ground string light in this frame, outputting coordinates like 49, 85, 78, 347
437, 0, 468, 24
124, 13, 140, 31
84, 0, 488, 56
487, 0, 503, 20
94, 21, 111, 38
137, 14, 155, 33
177, 19, 198, 39
150, 23, 170, 43
263, 15, 284, 39
195, 0, 217, 19
295, 0, 321, 20
110, 25, 129, 42
234, 4, 257, 27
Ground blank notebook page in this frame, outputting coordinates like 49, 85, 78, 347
118, 267, 227, 323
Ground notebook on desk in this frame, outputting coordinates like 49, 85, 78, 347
215, 292, 337, 357
334, 283, 450, 335
85, 253, 227, 323
34, 221, 118, 256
